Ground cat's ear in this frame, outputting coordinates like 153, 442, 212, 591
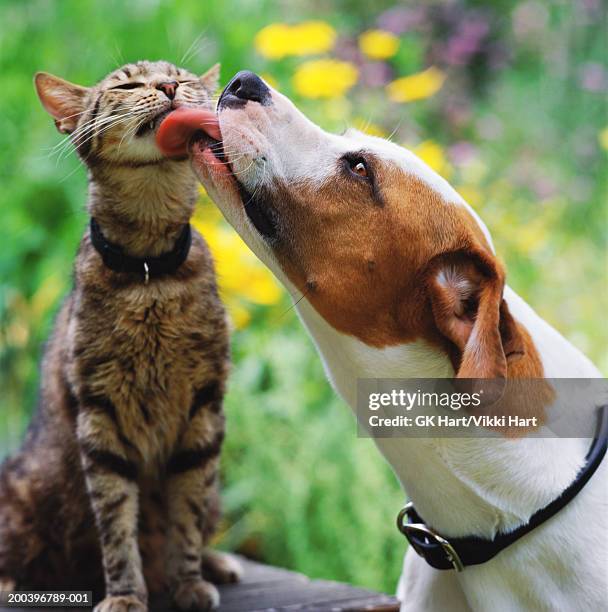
34, 72, 90, 134
199, 63, 220, 95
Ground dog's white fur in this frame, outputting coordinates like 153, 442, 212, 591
194, 84, 607, 611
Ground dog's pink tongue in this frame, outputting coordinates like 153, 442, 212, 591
156, 108, 221, 157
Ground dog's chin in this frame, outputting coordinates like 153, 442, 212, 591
234, 180, 279, 243
189, 136, 279, 243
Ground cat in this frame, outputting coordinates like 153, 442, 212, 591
0, 60, 240, 612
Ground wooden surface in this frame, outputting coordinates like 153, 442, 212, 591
213, 556, 399, 612
1, 556, 400, 612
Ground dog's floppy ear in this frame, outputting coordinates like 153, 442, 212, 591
34, 72, 90, 134
427, 250, 524, 379
200, 63, 220, 95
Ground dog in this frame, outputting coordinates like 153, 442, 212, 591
157, 72, 607, 611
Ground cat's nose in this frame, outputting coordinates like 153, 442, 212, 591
157, 80, 178, 100
220, 71, 270, 107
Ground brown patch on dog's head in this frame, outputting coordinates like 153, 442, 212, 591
243, 154, 549, 417
257, 161, 513, 365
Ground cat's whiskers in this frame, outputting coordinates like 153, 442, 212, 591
81, 111, 147, 150
67, 107, 146, 148
116, 122, 139, 153
179, 30, 210, 66
117, 114, 154, 154
53, 112, 131, 156
46, 108, 106, 155
60, 118, 139, 179
56, 117, 129, 162
56, 110, 147, 162
56, 115, 144, 173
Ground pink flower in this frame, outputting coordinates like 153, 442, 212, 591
579, 63, 607, 92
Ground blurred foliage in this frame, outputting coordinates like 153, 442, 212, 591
0, 0, 606, 595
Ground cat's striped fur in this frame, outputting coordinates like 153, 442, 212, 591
0, 61, 239, 612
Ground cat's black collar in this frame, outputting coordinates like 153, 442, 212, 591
90, 218, 192, 283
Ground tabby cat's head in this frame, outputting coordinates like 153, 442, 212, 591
35, 60, 219, 166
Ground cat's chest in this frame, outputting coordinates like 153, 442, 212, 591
114, 293, 196, 368
81, 288, 204, 382
70, 282, 227, 462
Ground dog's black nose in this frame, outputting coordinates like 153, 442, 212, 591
219, 71, 271, 108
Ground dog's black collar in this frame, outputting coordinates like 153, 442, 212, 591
90, 218, 192, 283
397, 404, 608, 571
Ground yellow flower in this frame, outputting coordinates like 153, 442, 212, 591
255, 24, 293, 59
359, 30, 400, 60
228, 302, 252, 329
192, 189, 283, 328
412, 140, 452, 179
293, 59, 358, 99
599, 127, 608, 151
293, 21, 337, 56
254, 21, 336, 59
387, 67, 446, 103
353, 117, 388, 138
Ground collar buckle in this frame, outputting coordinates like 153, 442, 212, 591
143, 262, 150, 285
397, 503, 464, 572
395, 405, 607, 573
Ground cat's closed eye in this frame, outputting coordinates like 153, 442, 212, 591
110, 82, 144, 90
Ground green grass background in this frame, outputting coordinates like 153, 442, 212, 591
1, 0, 606, 595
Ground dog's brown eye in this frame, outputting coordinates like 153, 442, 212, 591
352, 161, 367, 177
347, 157, 368, 178
343, 153, 372, 183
